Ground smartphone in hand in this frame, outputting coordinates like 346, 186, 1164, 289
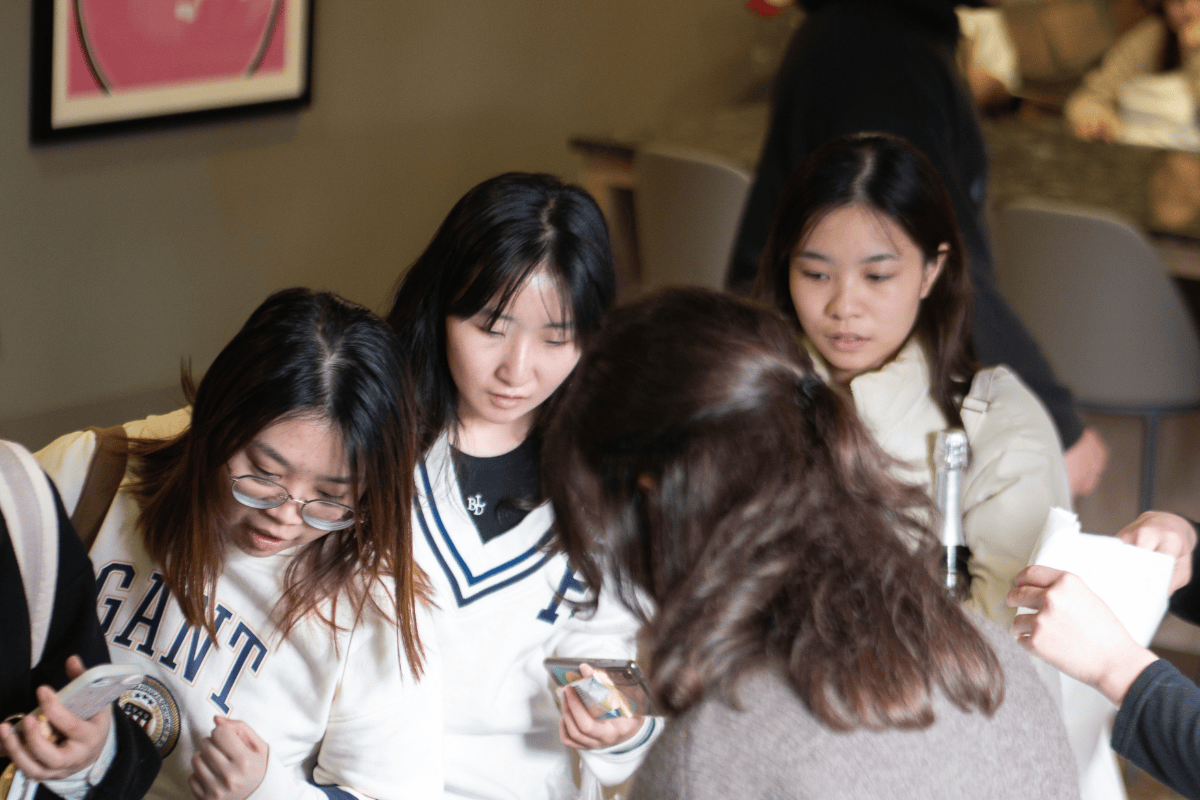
544, 657, 655, 717
32, 663, 143, 723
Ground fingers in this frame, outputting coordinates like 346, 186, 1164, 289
1117, 511, 1193, 553
190, 717, 269, 800
559, 687, 603, 750
0, 720, 50, 780
36, 681, 92, 741
215, 717, 268, 761
0, 720, 29, 772
1009, 565, 1065, 592
63, 655, 87, 681
558, 681, 644, 750
1010, 612, 1038, 645
0, 710, 76, 780
1117, 512, 1197, 593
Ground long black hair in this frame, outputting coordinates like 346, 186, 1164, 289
386, 172, 615, 454
754, 132, 977, 426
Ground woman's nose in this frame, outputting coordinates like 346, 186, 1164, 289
827, 281, 861, 318
263, 496, 305, 526
497, 337, 533, 385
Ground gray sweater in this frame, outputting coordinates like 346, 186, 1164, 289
630, 619, 1079, 799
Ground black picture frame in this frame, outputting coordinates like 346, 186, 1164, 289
30, 0, 314, 143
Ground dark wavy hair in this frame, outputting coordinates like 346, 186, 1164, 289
126, 288, 428, 674
753, 132, 978, 426
386, 172, 616, 455
545, 288, 1003, 728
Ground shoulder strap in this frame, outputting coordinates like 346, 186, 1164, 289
959, 369, 996, 442
71, 425, 128, 551
0, 440, 61, 670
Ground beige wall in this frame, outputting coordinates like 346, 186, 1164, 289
0, 2, 758, 447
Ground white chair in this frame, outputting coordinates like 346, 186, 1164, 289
994, 197, 1200, 511
634, 145, 752, 293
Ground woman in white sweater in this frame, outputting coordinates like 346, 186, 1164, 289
385, 173, 659, 800
36, 288, 442, 800
753, 132, 1070, 627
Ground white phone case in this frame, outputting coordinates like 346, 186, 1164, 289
33, 663, 144, 721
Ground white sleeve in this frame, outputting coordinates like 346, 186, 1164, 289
251, 604, 443, 800
557, 585, 665, 787
34, 428, 99, 514
961, 369, 1071, 627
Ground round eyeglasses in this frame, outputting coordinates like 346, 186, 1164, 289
229, 475, 357, 531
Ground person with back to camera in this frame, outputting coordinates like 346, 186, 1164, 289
541, 287, 1080, 799
753, 132, 1070, 627
729, 0, 1110, 499
1065, 0, 1200, 144
1010, 510, 1200, 799
385, 172, 660, 800
0, 439, 160, 799
33, 288, 443, 800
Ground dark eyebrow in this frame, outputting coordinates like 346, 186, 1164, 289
544, 321, 572, 330
252, 441, 352, 485
795, 251, 897, 264
862, 253, 897, 264
479, 307, 513, 323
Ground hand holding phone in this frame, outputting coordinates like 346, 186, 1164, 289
555, 663, 647, 751
544, 657, 655, 717
0, 657, 141, 782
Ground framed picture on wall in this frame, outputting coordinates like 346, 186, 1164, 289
30, 0, 314, 142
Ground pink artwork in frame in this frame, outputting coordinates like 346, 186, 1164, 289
32, 0, 312, 141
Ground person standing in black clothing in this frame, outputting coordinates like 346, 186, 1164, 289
1009, 510, 1200, 799
729, 0, 1109, 496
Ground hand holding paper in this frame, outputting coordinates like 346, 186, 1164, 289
1009, 566, 1159, 704
1016, 508, 1174, 648
1117, 511, 1197, 593
1007, 507, 1174, 795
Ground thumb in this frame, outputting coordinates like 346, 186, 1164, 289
64, 655, 88, 680
226, 718, 267, 752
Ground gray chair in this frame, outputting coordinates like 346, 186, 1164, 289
634, 145, 751, 293
994, 197, 1200, 511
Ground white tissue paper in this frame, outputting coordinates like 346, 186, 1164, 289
1025, 507, 1174, 800
1118, 72, 1200, 152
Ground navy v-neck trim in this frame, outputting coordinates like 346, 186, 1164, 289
416, 458, 553, 607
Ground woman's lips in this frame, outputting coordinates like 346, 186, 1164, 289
489, 393, 526, 410
826, 333, 868, 352
251, 528, 284, 549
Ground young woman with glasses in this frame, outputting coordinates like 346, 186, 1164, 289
35, 288, 442, 800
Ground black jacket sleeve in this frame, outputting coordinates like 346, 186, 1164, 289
1112, 659, 1200, 799
0, 475, 160, 799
